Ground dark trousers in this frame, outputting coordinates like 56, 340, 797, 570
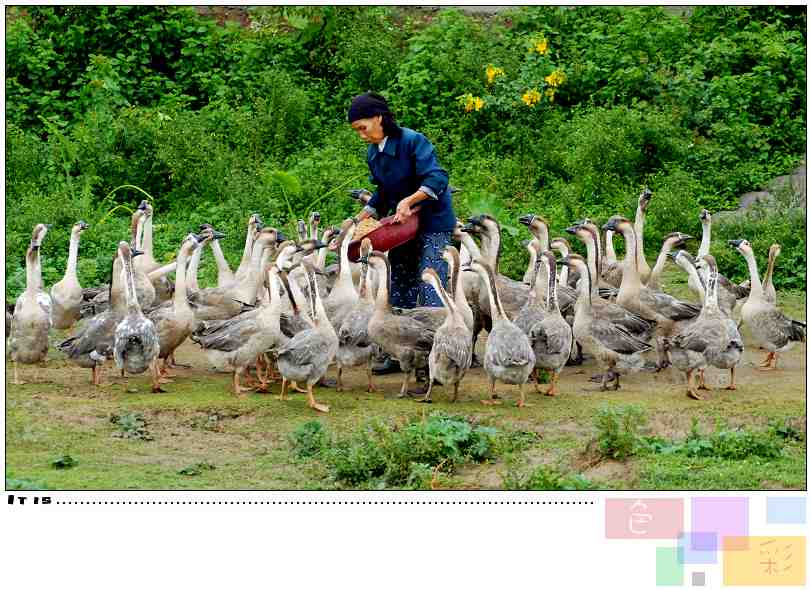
388, 231, 452, 308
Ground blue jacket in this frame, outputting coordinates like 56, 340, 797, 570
365, 127, 456, 233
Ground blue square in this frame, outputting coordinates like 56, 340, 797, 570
677, 532, 718, 564
766, 497, 807, 524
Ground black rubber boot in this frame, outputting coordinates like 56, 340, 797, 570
372, 355, 402, 375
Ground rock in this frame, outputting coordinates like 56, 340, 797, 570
738, 190, 774, 210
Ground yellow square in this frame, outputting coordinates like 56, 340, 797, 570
723, 536, 806, 586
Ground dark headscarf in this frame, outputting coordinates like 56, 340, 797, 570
347, 92, 402, 137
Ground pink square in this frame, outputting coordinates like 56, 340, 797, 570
605, 498, 684, 539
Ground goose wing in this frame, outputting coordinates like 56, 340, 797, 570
432, 325, 473, 369
277, 330, 332, 366
644, 290, 701, 321
590, 318, 652, 354
488, 323, 534, 367
191, 313, 261, 351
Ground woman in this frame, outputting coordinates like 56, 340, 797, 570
348, 92, 457, 309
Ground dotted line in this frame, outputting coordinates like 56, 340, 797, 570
55, 500, 595, 505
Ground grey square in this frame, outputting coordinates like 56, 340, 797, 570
691, 571, 706, 586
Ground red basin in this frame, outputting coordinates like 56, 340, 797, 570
347, 214, 420, 262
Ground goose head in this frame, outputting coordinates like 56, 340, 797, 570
638, 188, 653, 211
274, 241, 299, 271
329, 217, 357, 251
699, 254, 718, 273
550, 237, 571, 256
699, 209, 712, 223
29, 223, 51, 250
72, 220, 90, 235
518, 213, 549, 232
728, 239, 753, 256
663, 231, 693, 249
358, 238, 373, 265
466, 214, 499, 235
602, 216, 632, 234
559, 253, 587, 272
769, 243, 782, 260
296, 219, 307, 241
198, 223, 226, 241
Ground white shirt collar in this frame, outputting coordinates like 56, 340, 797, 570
377, 136, 388, 152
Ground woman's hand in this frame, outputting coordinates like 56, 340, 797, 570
393, 199, 414, 224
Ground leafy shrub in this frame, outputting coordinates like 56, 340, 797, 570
503, 462, 596, 491
645, 418, 786, 460
178, 462, 216, 476
51, 454, 78, 469
593, 404, 649, 460
289, 420, 329, 459
110, 412, 153, 441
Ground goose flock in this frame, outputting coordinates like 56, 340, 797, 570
7, 190, 806, 410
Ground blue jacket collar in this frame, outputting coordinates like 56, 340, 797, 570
369, 134, 400, 161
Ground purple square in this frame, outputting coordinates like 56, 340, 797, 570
691, 497, 749, 550
677, 532, 718, 564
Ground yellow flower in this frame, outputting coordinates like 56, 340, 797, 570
544, 69, 567, 88
529, 35, 549, 55
521, 88, 542, 107
486, 64, 505, 85
459, 93, 485, 112
544, 87, 556, 103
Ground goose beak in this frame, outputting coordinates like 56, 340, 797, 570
728, 239, 744, 249
667, 251, 680, 261
460, 223, 476, 233
564, 225, 579, 235
700, 209, 710, 221
312, 239, 328, 250
275, 230, 286, 243
137, 200, 148, 211
518, 214, 535, 226
255, 221, 265, 231
602, 219, 618, 232
131, 249, 145, 258
466, 215, 484, 226
79, 221, 90, 230
213, 231, 226, 240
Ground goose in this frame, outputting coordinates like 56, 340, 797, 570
470, 259, 535, 407
109, 210, 155, 313
420, 267, 473, 403
761, 243, 781, 304
634, 188, 653, 283
689, 209, 750, 314
113, 242, 160, 376
731, 239, 805, 370
233, 213, 263, 282
50, 220, 90, 329
324, 218, 359, 330
528, 251, 574, 396
603, 216, 701, 369
667, 254, 744, 399
308, 211, 321, 241
564, 223, 656, 341
276, 260, 339, 412
198, 223, 234, 286
336, 238, 378, 392
186, 228, 218, 292
134, 201, 173, 305
444, 245, 474, 333
645, 232, 693, 291
9, 224, 52, 384
515, 214, 577, 310
146, 234, 201, 391
514, 240, 547, 337
57, 247, 146, 385
521, 238, 540, 284
561, 254, 652, 391
549, 237, 577, 288
192, 266, 289, 396
601, 226, 623, 288
367, 251, 436, 398
186, 227, 280, 321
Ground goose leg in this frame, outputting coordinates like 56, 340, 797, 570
91, 365, 98, 386
481, 378, 502, 405
366, 361, 376, 393
292, 381, 307, 393
697, 369, 712, 391
307, 382, 329, 413
758, 352, 776, 370
233, 369, 251, 396
277, 378, 289, 401
398, 371, 410, 398
686, 369, 703, 400
336, 365, 344, 392
726, 367, 737, 390
13, 362, 25, 385
151, 359, 167, 393
418, 379, 434, 403
516, 383, 530, 408
451, 381, 460, 403
533, 368, 541, 392
545, 371, 559, 397
166, 352, 191, 369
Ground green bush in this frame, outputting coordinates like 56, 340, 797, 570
289, 420, 329, 459
645, 418, 787, 460
503, 462, 596, 491
593, 404, 649, 460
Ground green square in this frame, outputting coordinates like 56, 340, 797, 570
657, 546, 684, 586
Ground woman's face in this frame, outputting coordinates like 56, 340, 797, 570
351, 115, 385, 144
